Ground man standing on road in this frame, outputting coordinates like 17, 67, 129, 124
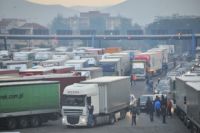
146, 97, 154, 122
130, 106, 137, 126
87, 104, 94, 127
161, 95, 167, 123
130, 74, 136, 86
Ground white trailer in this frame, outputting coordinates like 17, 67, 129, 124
65, 59, 89, 70
13, 52, 34, 61
62, 76, 130, 127
75, 67, 103, 79
184, 82, 200, 133
175, 76, 200, 121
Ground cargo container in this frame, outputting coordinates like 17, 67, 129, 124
99, 58, 121, 76
175, 76, 200, 116
184, 82, 200, 133
0, 73, 86, 104
65, 59, 89, 70
62, 76, 130, 127
13, 52, 34, 61
75, 67, 103, 79
104, 47, 121, 54
19, 68, 53, 76
34, 52, 52, 61
0, 81, 60, 130
40, 59, 66, 67
2, 60, 32, 70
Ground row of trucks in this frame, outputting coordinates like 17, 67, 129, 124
173, 68, 200, 133
131, 45, 174, 80
0, 76, 131, 130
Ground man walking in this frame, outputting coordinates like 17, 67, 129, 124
130, 106, 137, 126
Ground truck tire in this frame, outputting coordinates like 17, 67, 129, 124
109, 115, 115, 124
30, 116, 41, 127
6, 118, 17, 130
19, 117, 29, 128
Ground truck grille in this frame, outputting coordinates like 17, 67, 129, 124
63, 109, 83, 116
67, 115, 79, 125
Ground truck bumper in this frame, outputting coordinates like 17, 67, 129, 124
62, 115, 88, 126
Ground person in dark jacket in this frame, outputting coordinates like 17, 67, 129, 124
161, 95, 167, 123
87, 104, 94, 126
130, 106, 137, 126
146, 97, 154, 121
161, 104, 167, 123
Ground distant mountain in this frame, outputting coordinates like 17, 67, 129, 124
102, 0, 200, 26
0, 0, 79, 26
0, 0, 200, 27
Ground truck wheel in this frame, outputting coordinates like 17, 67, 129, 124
6, 118, 17, 130
30, 116, 41, 127
19, 117, 29, 128
109, 115, 115, 124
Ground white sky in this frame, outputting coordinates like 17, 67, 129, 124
27, 0, 126, 7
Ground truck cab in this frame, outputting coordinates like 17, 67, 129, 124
62, 83, 99, 126
131, 60, 147, 80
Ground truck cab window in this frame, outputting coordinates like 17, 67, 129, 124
87, 97, 91, 105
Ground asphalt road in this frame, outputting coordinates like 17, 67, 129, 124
6, 77, 190, 133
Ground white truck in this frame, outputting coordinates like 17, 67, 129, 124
62, 76, 130, 127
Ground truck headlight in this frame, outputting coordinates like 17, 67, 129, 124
80, 117, 87, 123
62, 116, 67, 124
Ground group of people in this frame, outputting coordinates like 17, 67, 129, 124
146, 95, 173, 123
130, 95, 173, 126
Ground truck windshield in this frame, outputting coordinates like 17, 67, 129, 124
62, 95, 85, 107
132, 68, 144, 74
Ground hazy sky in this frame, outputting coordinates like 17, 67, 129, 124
27, 0, 126, 7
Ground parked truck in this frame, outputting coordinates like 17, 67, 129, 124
131, 60, 146, 80
175, 76, 200, 132
0, 73, 86, 104
184, 82, 200, 133
133, 51, 162, 77
62, 76, 130, 127
0, 81, 60, 130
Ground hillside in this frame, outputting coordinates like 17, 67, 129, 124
0, 0, 79, 26
102, 0, 200, 25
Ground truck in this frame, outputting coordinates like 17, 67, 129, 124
133, 51, 162, 77
99, 58, 121, 76
62, 76, 130, 127
184, 82, 200, 133
0, 81, 60, 130
175, 76, 200, 131
148, 48, 168, 70
131, 60, 146, 80
0, 73, 86, 104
